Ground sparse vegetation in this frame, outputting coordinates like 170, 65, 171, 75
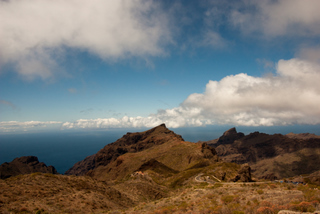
1, 125, 320, 213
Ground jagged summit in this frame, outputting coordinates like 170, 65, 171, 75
222, 127, 237, 136
65, 124, 185, 175
207, 129, 320, 179
216, 127, 244, 145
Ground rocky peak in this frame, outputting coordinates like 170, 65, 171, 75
0, 156, 58, 179
223, 127, 238, 136
17, 156, 39, 164
65, 124, 184, 175
217, 127, 244, 145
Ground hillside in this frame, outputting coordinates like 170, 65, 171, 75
206, 128, 320, 179
1, 125, 320, 213
0, 125, 249, 213
65, 124, 184, 175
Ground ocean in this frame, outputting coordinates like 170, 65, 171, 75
1, 125, 320, 174
0, 130, 126, 174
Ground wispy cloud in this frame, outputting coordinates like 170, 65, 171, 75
0, 0, 171, 80
0, 121, 62, 132
230, 0, 320, 37
68, 88, 77, 94
200, 30, 229, 49
0, 100, 16, 109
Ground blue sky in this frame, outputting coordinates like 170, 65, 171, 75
1, 0, 320, 133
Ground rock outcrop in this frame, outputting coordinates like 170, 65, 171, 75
216, 127, 245, 146
0, 156, 58, 179
207, 129, 320, 179
66, 124, 185, 175
231, 164, 253, 182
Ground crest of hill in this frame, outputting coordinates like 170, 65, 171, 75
0, 156, 58, 179
206, 128, 320, 179
87, 137, 219, 182
65, 124, 185, 175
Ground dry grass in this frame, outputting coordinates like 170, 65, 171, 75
0, 173, 134, 214
121, 182, 320, 214
1, 172, 320, 214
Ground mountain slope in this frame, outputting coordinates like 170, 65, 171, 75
65, 124, 184, 175
206, 128, 320, 179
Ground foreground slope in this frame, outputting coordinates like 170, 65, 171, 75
206, 128, 320, 179
0, 173, 135, 213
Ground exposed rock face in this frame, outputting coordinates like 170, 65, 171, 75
64, 155, 95, 176
0, 156, 58, 179
201, 143, 219, 161
231, 164, 253, 182
207, 129, 320, 179
305, 170, 320, 185
66, 124, 185, 175
216, 127, 245, 146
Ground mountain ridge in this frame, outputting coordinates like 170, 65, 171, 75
65, 124, 185, 175
205, 127, 320, 179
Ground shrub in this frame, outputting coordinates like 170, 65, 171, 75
292, 201, 316, 212
232, 211, 244, 214
221, 195, 235, 204
256, 206, 273, 214
257, 189, 264, 194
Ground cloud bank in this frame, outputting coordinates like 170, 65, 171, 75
0, 0, 171, 80
0, 121, 61, 132
61, 56, 320, 129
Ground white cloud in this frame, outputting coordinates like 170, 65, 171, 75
0, 0, 171, 80
231, 0, 320, 37
181, 57, 320, 126
62, 56, 320, 129
0, 121, 61, 132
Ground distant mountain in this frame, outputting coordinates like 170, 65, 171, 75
65, 124, 185, 175
66, 124, 222, 181
205, 128, 320, 179
0, 156, 58, 179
